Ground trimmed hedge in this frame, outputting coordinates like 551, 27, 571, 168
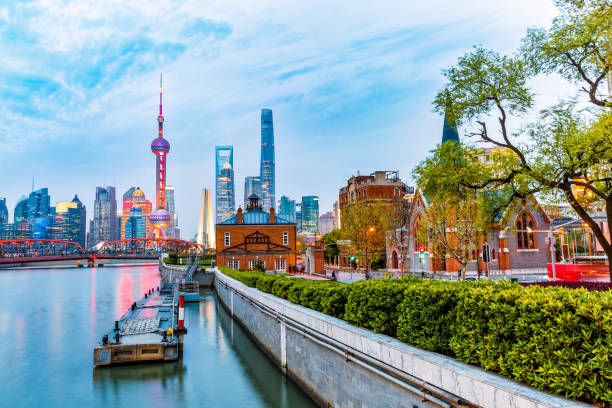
521, 280, 612, 291
218, 267, 612, 405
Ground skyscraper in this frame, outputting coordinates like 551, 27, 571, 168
0, 198, 8, 224
197, 188, 215, 249
14, 196, 28, 223
165, 186, 179, 238
259, 109, 275, 212
125, 207, 146, 239
92, 186, 117, 245
215, 146, 235, 223
55, 195, 86, 247
27, 188, 51, 223
244, 176, 261, 208
121, 187, 152, 238
150, 74, 172, 238
279, 195, 296, 223
301, 196, 319, 234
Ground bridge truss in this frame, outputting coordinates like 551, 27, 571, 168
0, 239, 86, 259
96, 238, 204, 256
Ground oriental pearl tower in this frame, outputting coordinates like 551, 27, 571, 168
149, 73, 171, 238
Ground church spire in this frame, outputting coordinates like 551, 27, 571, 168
441, 94, 459, 144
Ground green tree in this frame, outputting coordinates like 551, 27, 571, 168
432, 1, 612, 278
340, 201, 397, 274
322, 229, 341, 263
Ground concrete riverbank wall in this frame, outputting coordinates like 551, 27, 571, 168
214, 268, 591, 408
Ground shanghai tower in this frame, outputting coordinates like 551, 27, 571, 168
259, 109, 275, 211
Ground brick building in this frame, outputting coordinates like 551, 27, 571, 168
337, 171, 412, 268
216, 195, 296, 272
386, 188, 552, 274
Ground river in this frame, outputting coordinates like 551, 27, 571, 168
0, 264, 316, 407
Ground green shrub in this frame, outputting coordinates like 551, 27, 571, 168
217, 266, 612, 405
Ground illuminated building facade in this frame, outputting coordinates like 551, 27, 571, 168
301, 196, 319, 234
150, 74, 171, 238
244, 176, 261, 208
55, 195, 86, 247
125, 207, 147, 239
259, 109, 275, 212
121, 187, 152, 238
216, 145, 235, 223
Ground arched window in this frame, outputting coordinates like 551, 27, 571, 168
392, 251, 399, 269
516, 212, 536, 249
492, 249, 496, 260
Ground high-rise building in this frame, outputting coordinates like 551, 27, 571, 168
14, 196, 29, 223
301, 196, 319, 234
125, 207, 147, 239
244, 176, 261, 208
87, 219, 94, 248
259, 109, 275, 212
279, 196, 296, 223
216, 146, 235, 223
92, 186, 117, 245
0, 221, 32, 239
121, 187, 152, 238
150, 74, 172, 238
318, 211, 337, 235
165, 186, 179, 238
27, 188, 51, 223
197, 188, 215, 249
0, 198, 8, 224
33, 215, 63, 240
55, 195, 86, 247
296, 202, 302, 233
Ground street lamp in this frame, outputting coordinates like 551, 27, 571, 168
549, 218, 583, 280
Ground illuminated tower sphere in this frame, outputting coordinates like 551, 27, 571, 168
150, 73, 171, 238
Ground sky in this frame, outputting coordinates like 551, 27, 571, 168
0, 0, 576, 240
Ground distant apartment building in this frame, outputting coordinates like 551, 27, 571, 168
216, 146, 235, 223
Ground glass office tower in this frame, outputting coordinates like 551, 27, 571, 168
27, 188, 51, 223
301, 196, 319, 234
279, 195, 296, 223
125, 207, 147, 239
55, 195, 86, 247
216, 146, 235, 223
0, 198, 8, 224
244, 176, 261, 208
92, 186, 118, 245
259, 109, 275, 212
14, 196, 29, 223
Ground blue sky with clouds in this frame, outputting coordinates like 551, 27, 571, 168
1, 0, 572, 239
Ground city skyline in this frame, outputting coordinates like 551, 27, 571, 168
0, 0, 572, 239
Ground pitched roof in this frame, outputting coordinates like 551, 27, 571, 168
218, 208, 294, 225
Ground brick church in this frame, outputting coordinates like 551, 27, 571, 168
216, 195, 296, 272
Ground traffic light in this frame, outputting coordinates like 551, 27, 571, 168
418, 247, 426, 264
350, 255, 356, 261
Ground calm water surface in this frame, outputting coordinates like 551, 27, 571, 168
0, 265, 316, 407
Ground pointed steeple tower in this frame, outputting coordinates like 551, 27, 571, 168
441, 96, 460, 144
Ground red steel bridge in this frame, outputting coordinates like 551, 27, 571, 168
0, 238, 204, 266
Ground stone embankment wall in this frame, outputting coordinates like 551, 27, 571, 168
214, 268, 591, 408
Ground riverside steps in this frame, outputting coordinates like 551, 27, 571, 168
93, 282, 188, 366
